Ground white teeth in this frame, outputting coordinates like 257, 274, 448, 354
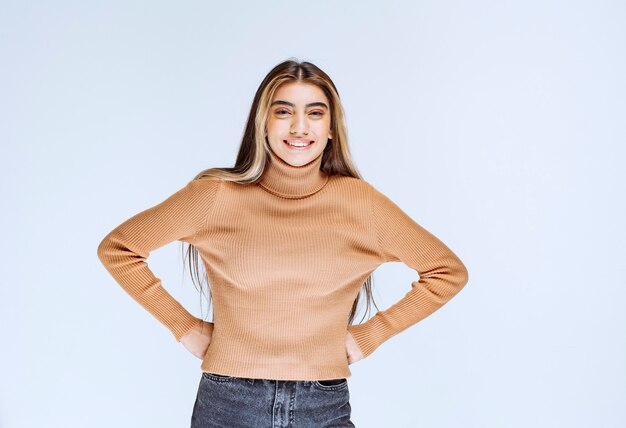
285, 140, 313, 147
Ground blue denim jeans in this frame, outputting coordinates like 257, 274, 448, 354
191, 372, 356, 427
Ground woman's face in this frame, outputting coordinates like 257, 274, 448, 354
265, 81, 333, 167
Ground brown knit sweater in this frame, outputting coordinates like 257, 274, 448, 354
97, 148, 469, 381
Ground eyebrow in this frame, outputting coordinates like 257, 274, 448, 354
270, 100, 329, 110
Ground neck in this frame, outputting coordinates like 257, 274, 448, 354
258, 148, 329, 199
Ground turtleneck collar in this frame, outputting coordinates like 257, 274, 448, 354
258, 147, 329, 199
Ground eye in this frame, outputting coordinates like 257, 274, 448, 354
310, 111, 324, 116
275, 109, 290, 115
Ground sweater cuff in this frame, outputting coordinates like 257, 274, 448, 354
172, 313, 204, 342
347, 318, 387, 358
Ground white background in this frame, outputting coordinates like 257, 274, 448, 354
1, 1, 624, 427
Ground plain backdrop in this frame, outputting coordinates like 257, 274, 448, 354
1, 1, 624, 427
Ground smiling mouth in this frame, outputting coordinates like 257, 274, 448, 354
284, 139, 315, 148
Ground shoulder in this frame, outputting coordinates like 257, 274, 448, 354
327, 175, 371, 202
329, 175, 391, 201
186, 175, 223, 190
180, 176, 223, 204
341, 178, 409, 218
328, 174, 372, 193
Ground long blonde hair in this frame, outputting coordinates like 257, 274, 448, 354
182, 58, 379, 327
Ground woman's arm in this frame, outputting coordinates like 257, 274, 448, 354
97, 178, 221, 342
347, 183, 469, 358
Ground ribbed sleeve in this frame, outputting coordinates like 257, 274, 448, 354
346, 183, 469, 358
97, 178, 221, 342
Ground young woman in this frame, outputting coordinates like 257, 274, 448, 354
97, 59, 469, 427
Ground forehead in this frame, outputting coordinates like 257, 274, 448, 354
272, 81, 329, 105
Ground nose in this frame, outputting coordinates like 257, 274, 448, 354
290, 114, 309, 135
